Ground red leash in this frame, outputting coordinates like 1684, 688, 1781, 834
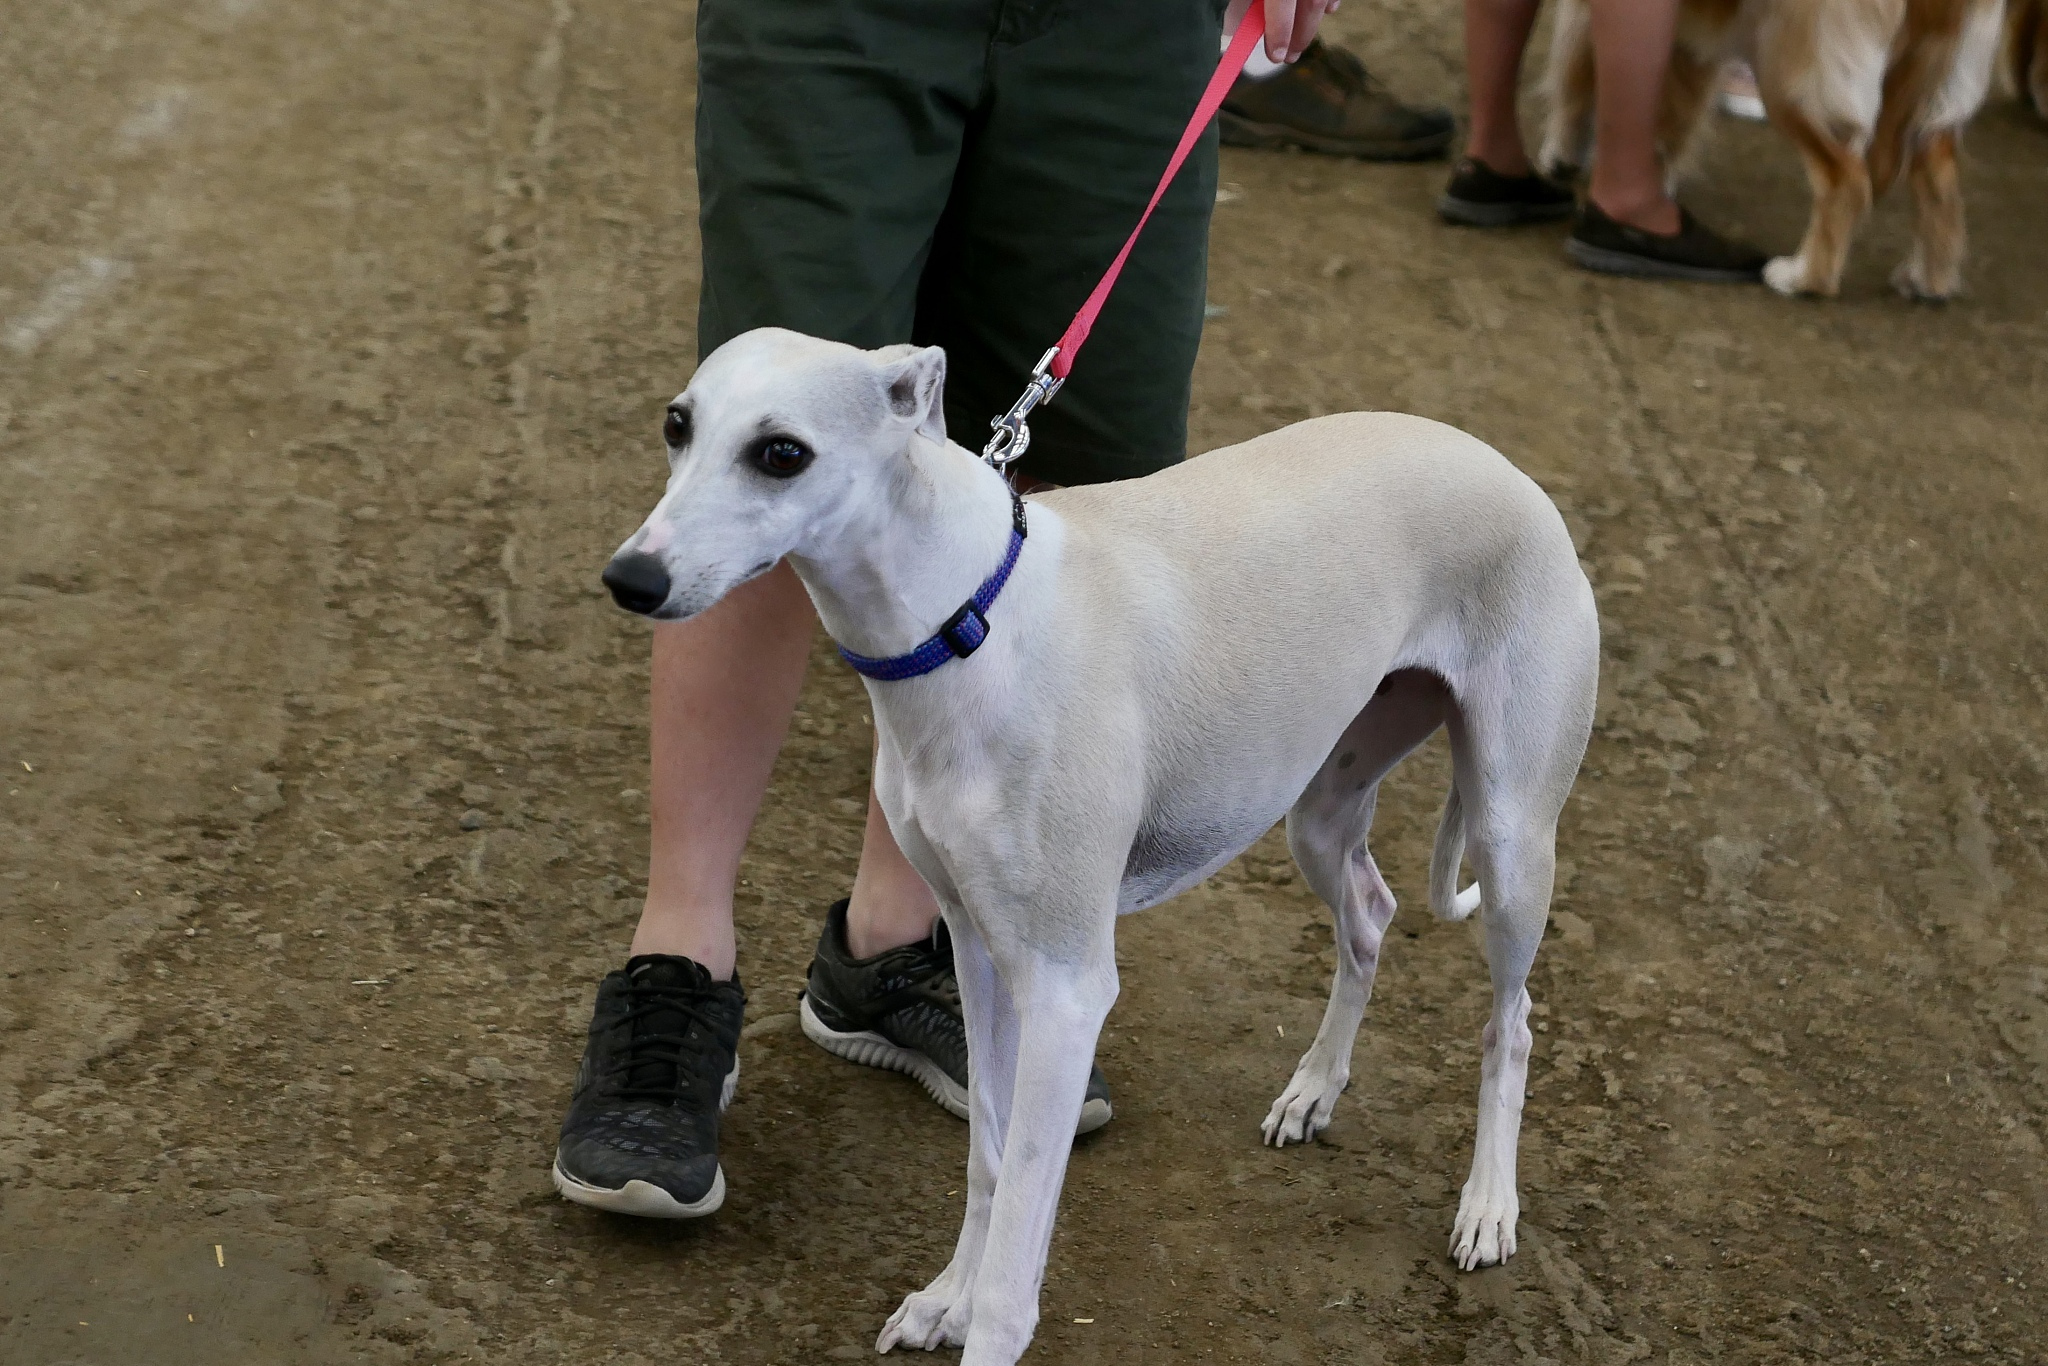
982, 0, 1268, 468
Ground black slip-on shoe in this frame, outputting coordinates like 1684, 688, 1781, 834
1220, 39, 1454, 161
1565, 200, 1769, 282
552, 955, 745, 1219
801, 900, 1113, 1136
1437, 157, 1576, 226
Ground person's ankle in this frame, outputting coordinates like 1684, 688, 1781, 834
628, 902, 737, 980
843, 905, 937, 960
1463, 141, 1532, 178
1589, 186, 1681, 236
843, 881, 940, 959
843, 851, 944, 958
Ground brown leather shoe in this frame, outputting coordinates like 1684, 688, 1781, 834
1219, 40, 1453, 161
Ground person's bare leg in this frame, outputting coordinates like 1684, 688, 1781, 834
1462, 0, 1543, 174
1584, 0, 1681, 234
629, 559, 942, 976
629, 562, 816, 976
846, 783, 944, 958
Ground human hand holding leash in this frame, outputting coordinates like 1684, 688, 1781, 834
1227, 0, 1334, 64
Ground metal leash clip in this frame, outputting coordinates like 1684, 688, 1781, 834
981, 346, 1065, 470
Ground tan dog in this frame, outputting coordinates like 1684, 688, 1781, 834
1541, 0, 2006, 299
2010, 0, 2048, 117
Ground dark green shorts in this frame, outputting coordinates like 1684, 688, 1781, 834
696, 0, 1223, 487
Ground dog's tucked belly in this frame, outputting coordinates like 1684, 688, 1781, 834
1118, 810, 1278, 913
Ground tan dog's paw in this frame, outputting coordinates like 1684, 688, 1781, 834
1891, 258, 1959, 302
1763, 255, 1809, 296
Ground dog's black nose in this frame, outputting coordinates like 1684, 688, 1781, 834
602, 552, 671, 615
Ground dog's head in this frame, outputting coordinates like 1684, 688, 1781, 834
601, 328, 948, 620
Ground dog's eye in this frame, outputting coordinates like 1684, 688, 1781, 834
751, 437, 813, 479
662, 407, 691, 448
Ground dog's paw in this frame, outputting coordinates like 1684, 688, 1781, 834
1449, 1184, 1520, 1271
1260, 1063, 1346, 1147
1891, 258, 1958, 302
877, 1280, 971, 1353
1762, 255, 1807, 296
1535, 149, 1581, 183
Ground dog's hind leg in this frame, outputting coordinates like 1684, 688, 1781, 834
1264, 670, 1448, 1147
1894, 127, 1969, 299
1538, 0, 1597, 176
878, 907, 1015, 1353
1758, 109, 1875, 297
1657, 38, 1722, 193
1757, 0, 1891, 296
1448, 848, 1544, 1271
1444, 625, 1596, 1270
1892, 0, 2000, 298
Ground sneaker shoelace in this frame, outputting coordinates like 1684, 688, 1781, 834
612, 978, 726, 1103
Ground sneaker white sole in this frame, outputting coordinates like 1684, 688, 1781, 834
799, 994, 1112, 1135
551, 1158, 726, 1218
550, 1059, 739, 1220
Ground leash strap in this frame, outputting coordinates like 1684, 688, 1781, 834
982, 0, 1267, 468
838, 490, 1030, 680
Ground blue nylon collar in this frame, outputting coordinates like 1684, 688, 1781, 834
838, 490, 1028, 681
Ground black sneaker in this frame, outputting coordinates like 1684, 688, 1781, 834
1437, 157, 1576, 226
552, 955, 746, 1218
1219, 39, 1454, 161
800, 900, 1113, 1135
1566, 200, 1768, 282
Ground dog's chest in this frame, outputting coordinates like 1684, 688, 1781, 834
1118, 807, 1272, 913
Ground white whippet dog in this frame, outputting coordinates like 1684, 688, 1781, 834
603, 328, 1600, 1365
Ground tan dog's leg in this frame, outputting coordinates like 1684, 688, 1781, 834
1657, 41, 1721, 192
1761, 112, 1871, 297
1538, 0, 1597, 175
1890, 0, 2002, 296
1756, 0, 1887, 297
1894, 128, 1968, 298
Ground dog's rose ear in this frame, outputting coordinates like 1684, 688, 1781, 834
881, 345, 947, 447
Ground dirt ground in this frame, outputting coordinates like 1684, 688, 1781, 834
3, 1, 2045, 1363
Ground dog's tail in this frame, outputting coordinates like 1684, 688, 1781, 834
1428, 780, 1483, 921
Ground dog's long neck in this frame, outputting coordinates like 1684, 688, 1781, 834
789, 435, 1026, 661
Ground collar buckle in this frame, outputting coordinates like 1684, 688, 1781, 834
937, 601, 990, 659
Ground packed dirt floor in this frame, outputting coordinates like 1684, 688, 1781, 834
3, 1, 2046, 1363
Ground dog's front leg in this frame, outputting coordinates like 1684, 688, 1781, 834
878, 911, 1014, 1353
957, 922, 1117, 1366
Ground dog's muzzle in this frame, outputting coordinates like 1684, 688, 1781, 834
602, 552, 671, 615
